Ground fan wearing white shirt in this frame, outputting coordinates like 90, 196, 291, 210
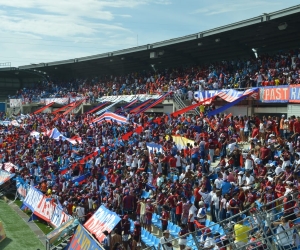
214, 172, 223, 189
244, 171, 255, 186
200, 229, 216, 249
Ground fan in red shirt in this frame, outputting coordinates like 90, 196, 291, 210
293, 117, 300, 138
275, 179, 286, 198
175, 198, 183, 225
145, 199, 154, 232
160, 206, 170, 231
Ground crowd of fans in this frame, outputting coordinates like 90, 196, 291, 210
2, 48, 300, 250
9, 49, 300, 104
1, 105, 300, 249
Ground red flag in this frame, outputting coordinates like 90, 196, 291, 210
204, 118, 216, 131
135, 126, 143, 134
153, 117, 162, 124
225, 113, 233, 120
121, 131, 133, 141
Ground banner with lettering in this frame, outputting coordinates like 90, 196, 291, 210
9, 99, 22, 107
0, 170, 15, 186
15, 176, 29, 201
146, 142, 163, 153
289, 86, 300, 103
84, 205, 121, 242
23, 187, 71, 227
50, 204, 71, 228
0, 162, 19, 172
97, 94, 161, 103
194, 88, 259, 103
68, 224, 103, 250
259, 86, 289, 103
23, 186, 44, 211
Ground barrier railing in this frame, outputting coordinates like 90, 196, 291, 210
144, 190, 300, 250
173, 93, 200, 116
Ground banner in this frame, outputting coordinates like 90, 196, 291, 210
171, 97, 213, 117
46, 128, 82, 145
0, 162, 18, 172
129, 99, 153, 114
194, 88, 259, 103
92, 112, 128, 124
289, 86, 300, 103
68, 224, 103, 250
86, 102, 109, 114
207, 94, 248, 117
34, 196, 56, 222
40, 98, 69, 105
146, 142, 163, 153
15, 176, 29, 200
97, 94, 161, 103
0, 170, 15, 186
115, 99, 138, 113
9, 99, 22, 107
259, 86, 289, 103
84, 205, 121, 242
50, 205, 71, 228
172, 135, 195, 150
23, 187, 44, 211
207, 88, 259, 117
33, 102, 55, 114
136, 91, 172, 114
23, 187, 71, 227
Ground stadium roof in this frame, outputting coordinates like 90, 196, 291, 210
6, 5, 300, 78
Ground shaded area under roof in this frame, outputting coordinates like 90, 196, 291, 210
2, 5, 300, 79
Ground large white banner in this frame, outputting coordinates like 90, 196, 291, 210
23, 186, 71, 228
97, 94, 161, 103
10, 99, 22, 107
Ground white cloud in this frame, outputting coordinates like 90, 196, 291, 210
193, 1, 281, 15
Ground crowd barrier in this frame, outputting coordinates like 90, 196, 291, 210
143, 191, 300, 250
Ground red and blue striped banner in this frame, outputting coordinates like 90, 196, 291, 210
91, 112, 128, 124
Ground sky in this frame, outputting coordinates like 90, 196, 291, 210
0, 0, 299, 67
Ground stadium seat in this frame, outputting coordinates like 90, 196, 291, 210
144, 234, 155, 246
154, 238, 160, 248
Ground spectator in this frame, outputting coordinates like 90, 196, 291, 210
233, 217, 252, 249
160, 230, 173, 250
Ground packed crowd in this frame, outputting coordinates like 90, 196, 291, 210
9, 49, 300, 103
2, 105, 300, 249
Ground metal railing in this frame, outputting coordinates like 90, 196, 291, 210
173, 93, 200, 116
144, 190, 300, 250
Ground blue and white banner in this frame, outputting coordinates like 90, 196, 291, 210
0, 170, 15, 186
207, 88, 259, 117
50, 205, 71, 228
23, 186, 43, 211
15, 176, 29, 201
84, 205, 121, 242
146, 142, 163, 154
68, 224, 102, 250
194, 88, 258, 103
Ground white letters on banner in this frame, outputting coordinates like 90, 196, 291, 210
10, 99, 22, 107
34, 196, 55, 222
23, 187, 44, 211
97, 94, 161, 103
23, 187, 71, 227
50, 205, 70, 228
84, 205, 121, 242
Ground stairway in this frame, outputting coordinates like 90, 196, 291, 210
173, 93, 200, 116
